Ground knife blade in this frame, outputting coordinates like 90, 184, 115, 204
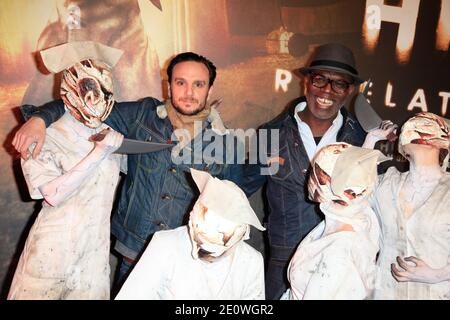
354, 80, 383, 132
115, 138, 173, 154
354, 81, 397, 142
90, 132, 173, 154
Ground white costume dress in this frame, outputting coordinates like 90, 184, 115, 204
371, 167, 450, 300
116, 226, 265, 300
287, 206, 379, 300
8, 112, 121, 299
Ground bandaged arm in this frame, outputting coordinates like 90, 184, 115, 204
362, 120, 398, 149
39, 129, 123, 206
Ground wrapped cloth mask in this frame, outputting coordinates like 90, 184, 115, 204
398, 112, 450, 167
188, 203, 248, 260
308, 143, 389, 207
188, 169, 265, 260
60, 59, 114, 128
40, 41, 123, 128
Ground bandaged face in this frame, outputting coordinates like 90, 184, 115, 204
308, 143, 377, 207
399, 112, 449, 165
188, 202, 247, 261
60, 59, 114, 128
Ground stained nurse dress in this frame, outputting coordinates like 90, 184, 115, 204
8, 113, 121, 299
371, 167, 450, 300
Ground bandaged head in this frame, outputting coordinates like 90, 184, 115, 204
40, 41, 123, 128
188, 169, 265, 261
308, 143, 389, 207
398, 112, 450, 166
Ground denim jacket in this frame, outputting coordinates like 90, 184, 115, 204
243, 97, 366, 250
23, 98, 247, 257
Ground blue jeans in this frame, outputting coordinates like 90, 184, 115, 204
265, 244, 296, 300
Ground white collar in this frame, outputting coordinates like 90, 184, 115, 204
292, 100, 344, 161
293, 101, 343, 127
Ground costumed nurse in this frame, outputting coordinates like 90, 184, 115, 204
371, 112, 450, 299
8, 41, 124, 300
284, 142, 388, 299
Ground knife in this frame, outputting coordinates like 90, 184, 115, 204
354, 80, 397, 141
354, 80, 383, 132
90, 131, 173, 154
115, 138, 172, 154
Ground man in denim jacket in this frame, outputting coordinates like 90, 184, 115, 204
244, 43, 367, 299
12, 52, 248, 290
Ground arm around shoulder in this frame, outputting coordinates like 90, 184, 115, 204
12, 100, 65, 159
103, 97, 162, 136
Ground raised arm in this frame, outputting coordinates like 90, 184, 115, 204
39, 129, 123, 207
362, 120, 398, 149
100, 97, 161, 137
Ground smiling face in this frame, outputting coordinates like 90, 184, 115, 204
168, 61, 213, 116
305, 70, 355, 122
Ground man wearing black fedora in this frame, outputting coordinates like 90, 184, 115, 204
245, 43, 367, 300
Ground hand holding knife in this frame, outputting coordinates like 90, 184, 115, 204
355, 80, 398, 143
90, 129, 173, 154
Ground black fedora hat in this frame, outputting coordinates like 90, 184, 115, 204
299, 43, 364, 84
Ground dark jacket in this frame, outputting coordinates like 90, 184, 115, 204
243, 96, 366, 249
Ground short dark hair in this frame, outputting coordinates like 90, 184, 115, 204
167, 52, 217, 87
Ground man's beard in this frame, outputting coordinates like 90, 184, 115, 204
172, 97, 207, 116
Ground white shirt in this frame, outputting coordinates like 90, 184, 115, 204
116, 226, 265, 300
293, 101, 344, 161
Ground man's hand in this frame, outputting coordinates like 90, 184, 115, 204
12, 117, 46, 160
362, 120, 398, 149
391, 256, 448, 284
